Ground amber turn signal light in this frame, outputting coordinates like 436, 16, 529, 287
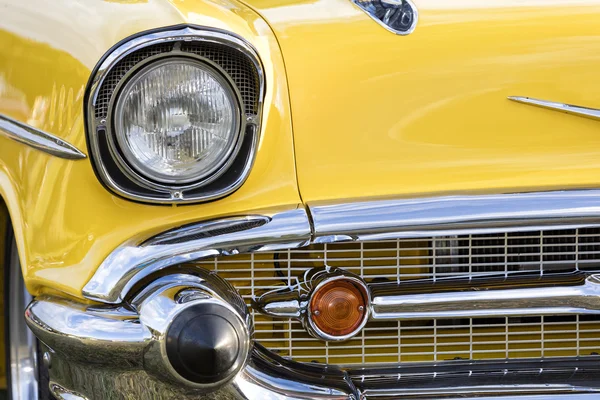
309, 278, 369, 339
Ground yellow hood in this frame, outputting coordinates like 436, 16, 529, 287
241, 0, 600, 202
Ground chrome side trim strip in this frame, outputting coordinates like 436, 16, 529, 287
361, 386, 600, 399
456, 396, 600, 400
0, 114, 86, 160
309, 190, 600, 243
371, 274, 600, 320
82, 207, 312, 304
508, 96, 600, 121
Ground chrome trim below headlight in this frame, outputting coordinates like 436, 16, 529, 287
82, 207, 312, 304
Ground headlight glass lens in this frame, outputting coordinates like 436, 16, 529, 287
114, 58, 240, 184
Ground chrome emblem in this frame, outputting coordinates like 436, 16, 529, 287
353, 0, 418, 35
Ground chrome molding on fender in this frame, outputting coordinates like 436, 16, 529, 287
0, 114, 86, 160
82, 208, 312, 304
508, 96, 600, 121
83, 190, 600, 305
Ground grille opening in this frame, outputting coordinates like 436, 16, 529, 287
193, 227, 600, 366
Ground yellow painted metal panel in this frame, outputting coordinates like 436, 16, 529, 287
242, 0, 600, 202
0, 0, 300, 298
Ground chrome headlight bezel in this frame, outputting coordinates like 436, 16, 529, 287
85, 27, 264, 204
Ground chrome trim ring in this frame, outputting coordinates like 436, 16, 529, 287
254, 267, 372, 342
108, 55, 245, 189
86, 26, 265, 204
8, 237, 39, 400
306, 273, 371, 342
0, 114, 86, 160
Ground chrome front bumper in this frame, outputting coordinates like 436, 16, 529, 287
24, 295, 600, 399
26, 191, 600, 399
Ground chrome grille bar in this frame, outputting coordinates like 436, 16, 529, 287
371, 275, 600, 320
254, 269, 600, 321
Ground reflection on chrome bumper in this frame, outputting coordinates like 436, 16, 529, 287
27, 292, 356, 399
26, 290, 600, 400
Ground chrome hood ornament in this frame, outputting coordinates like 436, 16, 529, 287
508, 96, 600, 121
353, 0, 418, 35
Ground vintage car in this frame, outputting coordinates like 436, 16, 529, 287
1, 0, 600, 398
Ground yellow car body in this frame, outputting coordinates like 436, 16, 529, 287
2, 0, 600, 398
1, 0, 600, 299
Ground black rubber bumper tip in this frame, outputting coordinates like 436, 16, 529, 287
165, 302, 247, 384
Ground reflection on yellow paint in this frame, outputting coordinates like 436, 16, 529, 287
0, 29, 87, 142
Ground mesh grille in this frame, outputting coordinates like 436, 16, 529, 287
193, 227, 600, 366
95, 43, 173, 119
94, 42, 259, 119
181, 42, 259, 115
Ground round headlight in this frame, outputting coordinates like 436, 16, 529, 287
113, 58, 241, 185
